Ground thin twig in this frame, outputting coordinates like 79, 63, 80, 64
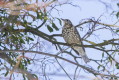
55, 58, 72, 80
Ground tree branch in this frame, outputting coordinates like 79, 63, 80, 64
0, 50, 118, 78
4, 27, 119, 48
36, 20, 47, 29
0, 0, 56, 15
76, 19, 119, 28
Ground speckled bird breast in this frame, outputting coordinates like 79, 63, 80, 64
62, 26, 81, 44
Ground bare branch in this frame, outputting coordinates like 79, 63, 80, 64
76, 19, 119, 28
0, 50, 118, 78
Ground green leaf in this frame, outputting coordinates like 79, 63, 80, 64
27, 59, 31, 64
102, 52, 104, 58
28, 37, 34, 41
24, 20, 27, 24
44, 16, 48, 20
2, 32, 8, 37
117, 3, 119, 7
52, 22, 59, 31
19, 63, 25, 69
114, 77, 118, 80
23, 20, 27, 27
116, 30, 119, 32
116, 12, 119, 18
24, 59, 28, 66
97, 65, 101, 70
23, 74, 26, 80
36, 11, 43, 19
115, 63, 119, 69
5, 71, 9, 76
47, 25, 53, 32
57, 18, 62, 26
20, 39, 25, 44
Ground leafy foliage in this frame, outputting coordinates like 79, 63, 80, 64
0, 0, 61, 79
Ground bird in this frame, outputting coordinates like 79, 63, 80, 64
62, 19, 90, 63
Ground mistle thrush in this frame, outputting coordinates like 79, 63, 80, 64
62, 19, 90, 63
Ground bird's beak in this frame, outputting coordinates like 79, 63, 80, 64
61, 19, 66, 24
61, 18, 65, 21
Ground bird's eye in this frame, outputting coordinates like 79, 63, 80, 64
66, 20, 69, 23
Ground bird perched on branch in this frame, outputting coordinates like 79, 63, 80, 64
62, 19, 90, 63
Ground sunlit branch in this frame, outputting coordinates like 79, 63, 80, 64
0, 0, 56, 15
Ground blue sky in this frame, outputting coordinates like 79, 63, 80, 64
4, 0, 119, 80
27, 0, 119, 80
43, 0, 119, 80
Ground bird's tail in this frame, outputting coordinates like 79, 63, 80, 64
75, 51, 90, 63
81, 54, 90, 63
79, 50, 90, 63
73, 47, 90, 63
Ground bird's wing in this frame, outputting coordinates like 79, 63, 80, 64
74, 27, 85, 52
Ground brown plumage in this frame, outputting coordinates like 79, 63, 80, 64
62, 19, 90, 63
